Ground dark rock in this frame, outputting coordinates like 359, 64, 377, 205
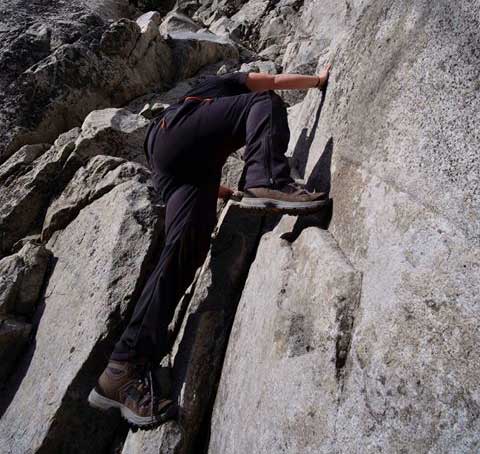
0, 318, 31, 385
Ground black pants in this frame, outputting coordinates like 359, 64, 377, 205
111, 90, 293, 364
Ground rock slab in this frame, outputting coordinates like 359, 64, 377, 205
0, 177, 164, 454
208, 218, 361, 454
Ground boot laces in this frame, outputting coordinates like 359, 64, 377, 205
283, 182, 312, 195
132, 362, 157, 421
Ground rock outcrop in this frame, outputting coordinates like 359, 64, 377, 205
0, 9, 239, 165
208, 0, 480, 453
0, 166, 164, 453
0, 0, 478, 453
209, 219, 362, 453
0, 242, 51, 319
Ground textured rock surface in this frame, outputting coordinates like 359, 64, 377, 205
0, 176, 164, 453
0, 0, 134, 93
167, 31, 239, 80
122, 202, 263, 454
0, 108, 149, 256
1, 0, 479, 452
0, 6, 241, 165
0, 242, 52, 317
296, 2, 480, 451
122, 421, 184, 454
0, 143, 51, 187
0, 128, 81, 256
0, 9, 173, 164
42, 155, 150, 242
74, 108, 150, 165
209, 220, 362, 453
0, 318, 32, 385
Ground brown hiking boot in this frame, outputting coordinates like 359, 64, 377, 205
238, 182, 328, 214
88, 359, 175, 428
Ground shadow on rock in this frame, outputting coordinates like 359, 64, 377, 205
290, 87, 328, 179
281, 137, 334, 243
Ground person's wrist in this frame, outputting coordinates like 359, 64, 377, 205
315, 76, 321, 88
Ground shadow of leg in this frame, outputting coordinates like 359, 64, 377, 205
306, 137, 333, 194
290, 88, 328, 179
281, 137, 334, 243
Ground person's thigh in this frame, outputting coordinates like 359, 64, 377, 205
149, 93, 260, 184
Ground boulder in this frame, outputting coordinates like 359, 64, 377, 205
239, 60, 278, 74
208, 16, 244, 42
192, 0, 249, 24
0, 128, 81, 256
0, 175, 165, 453
0, 143, 51, 187
167, 31, 239, 80
74, 108, 150, 164
230, 0, 269, 28
0, 0, 132, 92
127, 60, 239, 114
0, 14, 173, 165
122, 202, 264, 454
42, 155, 150, 242
0, 242, 52, 318
160, 11, 203, 37
136, 10, 163, 32
209, 220, 361, 453
0, 106, 151, 257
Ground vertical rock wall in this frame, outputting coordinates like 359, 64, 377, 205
0, 0, 478, 452
211, 0, 480, 452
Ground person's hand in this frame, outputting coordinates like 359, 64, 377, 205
316, 63, 332, 89
218, 185, 234, 200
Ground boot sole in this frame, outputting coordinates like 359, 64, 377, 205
88, 388, 175, 429
236, 197, 328, 215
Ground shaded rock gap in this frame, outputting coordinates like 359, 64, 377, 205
193, 212, 271, 454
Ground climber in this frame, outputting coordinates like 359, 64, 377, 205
88, 63, 332, 428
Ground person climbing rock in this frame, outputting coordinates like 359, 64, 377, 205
88, 64, 332, 428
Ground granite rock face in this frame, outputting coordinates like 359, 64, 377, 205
0, 242, 52, 318
1, 0, 478, 453
74, 108, 151, 165
0, 174, 164, 454
210, 0, 480, 453
167, 31, 239, 80
293, 1, 479, 451
0, 0, 135, 93
209, 219, 362, 453
0, 128, 81, 257
42, 155, 150, 242
0, 12, 173, 165
0, 6, 240, 165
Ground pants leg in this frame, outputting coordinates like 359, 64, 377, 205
111, 179, 219, 364
159, 92, 293, 192
242, 90, 293, 190
111, 91, 293, 364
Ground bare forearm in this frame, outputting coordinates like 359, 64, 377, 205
272, 74, 319, 90
245, 64, 331, 92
